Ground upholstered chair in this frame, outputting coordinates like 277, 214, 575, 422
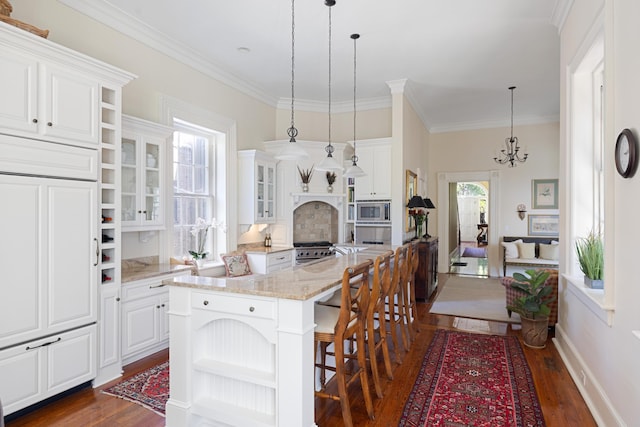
499, 269, 559, 325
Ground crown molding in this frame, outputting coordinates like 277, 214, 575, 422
59, 0, 278, 107
276, 96, 391, 113
551, 0, 574, 34
429, 114, 560, 134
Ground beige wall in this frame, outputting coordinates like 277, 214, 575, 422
428, 122, 560, 239
554, 0, 640, 425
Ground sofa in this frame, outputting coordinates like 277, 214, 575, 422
501, 236, 559, 276
500, 269, 558, 325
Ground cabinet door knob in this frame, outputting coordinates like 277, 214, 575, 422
47, 122, 53, 127
32, 118, 38, 123
203, 300, 209, 306
116, 297, 120, 302
157, 305, 160, 309
249, 306, 255, 312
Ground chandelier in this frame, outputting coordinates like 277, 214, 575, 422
494, 86, 528, 167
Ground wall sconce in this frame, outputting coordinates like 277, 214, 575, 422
517, 204, 527, 220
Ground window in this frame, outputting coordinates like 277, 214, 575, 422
172, 119, 215, 261
161, 95, 233, 264
569, 33, 604, 278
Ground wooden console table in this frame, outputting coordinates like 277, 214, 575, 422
415, 237, 438, 300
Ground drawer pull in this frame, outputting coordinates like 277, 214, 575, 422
249, 306, 255, 312
149, 283, 166, 289
26, 337, 61, 351
203, 300, 209, 306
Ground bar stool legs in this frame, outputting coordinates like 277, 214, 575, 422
314, 260, 375, 426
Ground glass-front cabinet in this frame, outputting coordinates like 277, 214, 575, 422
238, 150, 276, 225
121, 115, 173, 231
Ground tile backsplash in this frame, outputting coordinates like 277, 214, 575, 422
293, 202, 338, 243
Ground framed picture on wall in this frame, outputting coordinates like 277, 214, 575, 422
528, 214, 559, 236
532, 179, 559, 209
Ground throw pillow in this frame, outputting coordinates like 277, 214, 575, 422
501, 239, 523, 259
221, 253, 252, 277
539, 243, 559, 260
517, 242, 536, 259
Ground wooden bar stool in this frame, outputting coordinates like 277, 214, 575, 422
314, 260, 375, 426
367, 251, 395, 398
384, 245, 410, 363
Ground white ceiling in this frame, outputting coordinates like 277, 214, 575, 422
62, 0, 564, 133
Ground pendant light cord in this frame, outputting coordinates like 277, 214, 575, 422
287, 0, 298, 141
509, 86, 515, 141
290, 0, 295, 131
352, 33, 358, 163
327, 4, 332, 148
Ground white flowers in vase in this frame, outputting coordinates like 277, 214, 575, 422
189, 217, 227, 261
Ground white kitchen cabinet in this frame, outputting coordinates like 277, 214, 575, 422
121, 273, 181, 365
0, 324, 96, 416
0, 41, 100, 147
188, 292, 277, 426
121, 115, 172, 231
0, 173, 98, 350
354, 138, 392, 200
238, 150, 276, 225
246, 249, 294, 274
98, 284, 121, 375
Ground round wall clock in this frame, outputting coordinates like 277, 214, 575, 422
615, 128, 638, 178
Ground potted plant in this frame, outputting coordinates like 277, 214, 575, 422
297, 165, 314, 192
506, 269, 555, 348
325, 171, 336, 193
575, 230, 604, 289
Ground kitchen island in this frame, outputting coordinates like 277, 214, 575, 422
163, 247, 391, 427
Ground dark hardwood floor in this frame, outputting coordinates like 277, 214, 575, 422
6, 273, 596, 427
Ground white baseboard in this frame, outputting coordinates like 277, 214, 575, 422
553, 325, 625, 426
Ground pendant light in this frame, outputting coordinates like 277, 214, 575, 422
343, 33, 366, 179
315, 0, 343, 172
494, 86, 528, 167
274, 0, 308, 161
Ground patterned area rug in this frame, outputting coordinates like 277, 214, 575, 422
462, 246, 487, 258
399, 330, 545, 426
102, 361, 169, 416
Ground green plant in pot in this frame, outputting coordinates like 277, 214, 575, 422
507, 269, 555, 349
575, 230, 604, 289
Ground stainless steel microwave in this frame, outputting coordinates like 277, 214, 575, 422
356, 200, 391, 224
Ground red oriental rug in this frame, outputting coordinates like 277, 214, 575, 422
102, 361, 169, 416
399, 330, 545, 426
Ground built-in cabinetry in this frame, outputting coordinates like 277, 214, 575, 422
246, 249, 294, 274
187, 291, 278, 426
121, 272, 185, 365
354, 138, 392, 200
0, 324, 97, 415
415, 237, 439, 300
121, 115, 172, 231
0, 22, 134, 410
238, 150, 276, 225
0, 45, 100, 147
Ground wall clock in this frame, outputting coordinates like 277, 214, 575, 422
615, 128, 638, 178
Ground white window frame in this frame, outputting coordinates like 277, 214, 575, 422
160, 95, 237, 265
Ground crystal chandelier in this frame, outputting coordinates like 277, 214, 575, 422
494, 86, 528, 167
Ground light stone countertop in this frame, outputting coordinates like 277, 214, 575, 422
122, 256, 194, 283
163, 246, 396, 301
